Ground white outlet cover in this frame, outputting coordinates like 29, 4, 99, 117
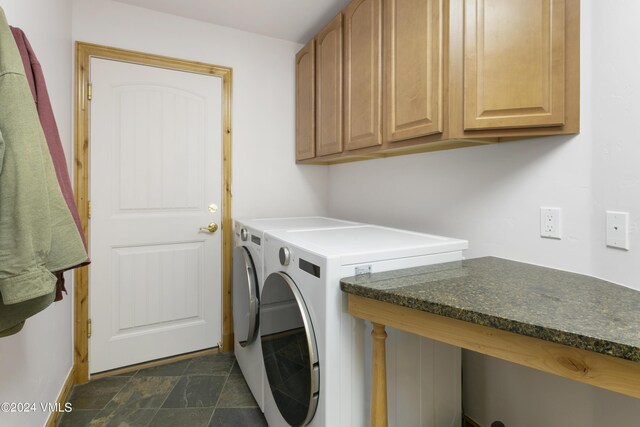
540, 207, 561, 239
606, 211, 629, 250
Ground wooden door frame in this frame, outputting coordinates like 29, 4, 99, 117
73, 42, 233, 384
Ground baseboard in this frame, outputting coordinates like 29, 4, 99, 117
44, 366, 76, 427
90, 347, 220, 380
463, 414, 484, 427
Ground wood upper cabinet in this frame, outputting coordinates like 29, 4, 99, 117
296, 40, 315, 161
463, 0, 566, 130
344, 0, 382, 151
295, 0, 578, 164
316, 14, 343, 157
384, 0, 443, 143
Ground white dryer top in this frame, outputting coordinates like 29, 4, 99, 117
236, 216, 359, 234
266, 225, 468, 265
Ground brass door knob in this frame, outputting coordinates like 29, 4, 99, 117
199, 222, 219, 233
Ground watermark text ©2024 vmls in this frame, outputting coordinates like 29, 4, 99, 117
0, 402, 73, 413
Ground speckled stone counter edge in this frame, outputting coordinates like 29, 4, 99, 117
340, 257, 640, 363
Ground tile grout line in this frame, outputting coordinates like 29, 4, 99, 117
144, 374, 182, 427
62, 355, 246, 426
87, 369, 179, 426
153, 359, 192, 419
143, 408, 161, 427
80, 374, 135, 426
156, 374, 185, 410
206, 360, 234, 426
154, 355, 225, 426
56, 375, 133, 427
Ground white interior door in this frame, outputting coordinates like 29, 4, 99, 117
89, 58, 223, 373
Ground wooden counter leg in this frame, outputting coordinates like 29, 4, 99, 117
371, 322, 388, 427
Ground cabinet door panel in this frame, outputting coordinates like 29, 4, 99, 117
344, 0, 382, 150
385, 0, 443, 142
464, 0, 565, 130
296, 40, 315, 161
316, 14, 343, 157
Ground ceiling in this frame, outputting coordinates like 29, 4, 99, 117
113, 0, 351, 44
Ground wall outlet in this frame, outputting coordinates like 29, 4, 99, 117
540, 207, 561, 239
606, 211, 629, 250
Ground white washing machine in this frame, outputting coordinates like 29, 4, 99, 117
260, 225, 468, 427
232, 217, 360, 411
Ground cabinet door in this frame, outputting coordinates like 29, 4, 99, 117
344, 0, 382, 151
296, 40, 316, 161
316, 14, 343, 157
384, 0, 443, 143
464, 0, 565, 130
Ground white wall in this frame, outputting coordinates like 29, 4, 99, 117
72, 0, 329, 220
0, 2, 74, 427
328, 1, 640, 425
590, 0, 640, 286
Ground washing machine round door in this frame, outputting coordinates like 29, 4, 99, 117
233, 246, 259, 347
260, 272, 319, 427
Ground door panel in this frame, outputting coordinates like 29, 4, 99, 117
316, 14, 343, 157
344, 0, 382, 150
464, 0, 565, 130
116, 86, 204, 211
384, 0, 442, 142
296, 40, 316, 161
89, 58, 222, 373
114, 243, 203, 329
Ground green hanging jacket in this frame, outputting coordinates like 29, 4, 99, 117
0, 7, 88, 336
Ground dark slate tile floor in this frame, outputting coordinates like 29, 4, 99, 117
57, 352, 268, 427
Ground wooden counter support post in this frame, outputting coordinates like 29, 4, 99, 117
371, 322, 388, 427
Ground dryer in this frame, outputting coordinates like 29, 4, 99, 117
260, 225, 468, 427
232, 217, 360, 410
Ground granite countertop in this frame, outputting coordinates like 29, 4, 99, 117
340, 257, 640, 363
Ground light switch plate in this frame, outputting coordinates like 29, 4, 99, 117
606, 211, 629, 250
